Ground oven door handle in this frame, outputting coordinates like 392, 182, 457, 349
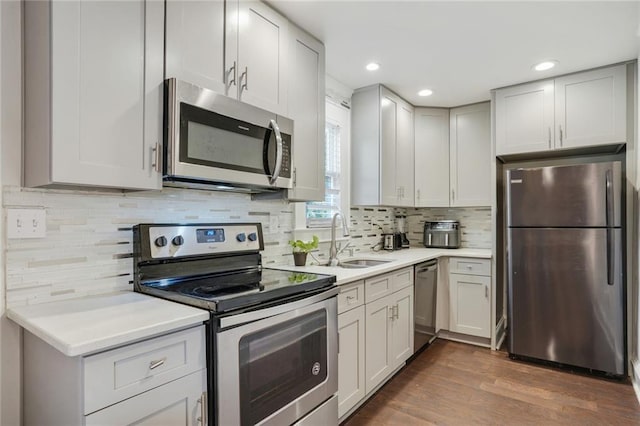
219, 287, 339, 329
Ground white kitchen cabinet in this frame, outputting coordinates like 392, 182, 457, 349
495, 64, 627, 156
85, 371, 206, 426
352, 85, 415, 207
450, 102, 491, 207
555, 65, 627, 149
24, 0, 163, 190
286, 24, 326, 201
338, 304, 365, 418
23, 326, 207, 426
414, 108, 450, 207
449, 258, 492, 339
165, 0, 227, 94
226, 0, 289, 115
364, 268, 414, 394
494, 80, 555, 155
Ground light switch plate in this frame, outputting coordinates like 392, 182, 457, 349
7, 208, 46, 239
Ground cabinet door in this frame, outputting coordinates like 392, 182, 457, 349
414, 108, 450, 207
380, 88, 399, 206
450, 102, 491, 207
85, 370, 206, 426
234, 1, 288, 115
390, 286, 414, 369
51, 0, 163, 190
555, 64, 627, 149
494, 80, 554, 155
396, 101, 415, 206
365, 295, 393, 394
287, 26, 326, 201
449, 273, 491, 338
338, 306, 365, 418
165, 0, 227, 94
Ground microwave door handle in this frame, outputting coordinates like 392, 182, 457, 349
268, 119, 283, 185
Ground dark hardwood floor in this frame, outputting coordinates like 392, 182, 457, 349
344, 340, 640, 425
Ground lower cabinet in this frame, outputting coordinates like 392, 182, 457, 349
338, 304, 365, 418
448, 257, 492, 339
23, 325, 207, 426
337, 267, 414, 420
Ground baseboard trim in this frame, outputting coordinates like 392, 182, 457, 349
437, 330, 491, 348
632, 358, 640, 406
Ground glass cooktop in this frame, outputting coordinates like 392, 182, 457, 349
141, 268, 336, 313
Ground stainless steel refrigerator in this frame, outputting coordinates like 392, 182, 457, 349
507, 160, 625, 376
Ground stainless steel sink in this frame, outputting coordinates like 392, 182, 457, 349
338, 259, 392, 269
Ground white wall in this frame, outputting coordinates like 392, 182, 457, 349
1, 1, 22, 424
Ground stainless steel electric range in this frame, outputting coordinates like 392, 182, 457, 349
133, 223, 338, 426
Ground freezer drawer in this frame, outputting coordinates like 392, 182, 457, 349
507, 161, 621, 227
507, 228, 624, 375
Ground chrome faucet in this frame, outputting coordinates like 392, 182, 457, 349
328, 211, 350, 266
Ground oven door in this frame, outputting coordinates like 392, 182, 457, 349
165, 78, 292, 189
216, 289, 338, 426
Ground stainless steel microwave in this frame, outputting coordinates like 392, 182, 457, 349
164, 79, 293, 192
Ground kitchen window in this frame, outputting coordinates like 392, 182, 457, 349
298, 99, 350, 229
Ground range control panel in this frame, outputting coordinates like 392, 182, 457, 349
145, 223, 263, 259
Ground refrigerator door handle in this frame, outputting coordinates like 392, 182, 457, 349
605, 169, 614, 286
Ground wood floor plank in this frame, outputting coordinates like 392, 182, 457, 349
343, 340, 640, 425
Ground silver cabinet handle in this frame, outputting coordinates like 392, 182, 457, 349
227, 61, 237, 87
240, 66, 248, 92
485, 285, 488, 298
149, 357, 166, 370
559, 125, 563, 146
416, 189, 420, 200
451, 189, 455, 201
268, 119, 283, 185
389, 305, 395, 320
197, 391, 207, 425
548, 127, 552, 148
151, 143, 161, 173
394, 304, 399, 320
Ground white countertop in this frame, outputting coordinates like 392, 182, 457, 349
7, 292, 209, 357
272, 247, 492, 285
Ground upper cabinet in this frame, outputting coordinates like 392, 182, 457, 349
167, 0, 288, 116
226, 1, 289, 116
414, 108, 450, 207
285, 25, 326, 201
352, 85, 415, 207
165, 0, 227, 94
414, 104, 491, 208
450, 103, 491, 207
24, 0, 164, 190
495, 64, 627, 156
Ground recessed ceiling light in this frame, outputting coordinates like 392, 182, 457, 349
366, 62, 380, 71
533, 60, 558, 71
418, 89, 433, 97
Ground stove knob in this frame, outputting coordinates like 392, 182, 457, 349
154, 236, 168, 247
248, 232, 258, 242
172, 235, 184, 246
236, 233, 246, 242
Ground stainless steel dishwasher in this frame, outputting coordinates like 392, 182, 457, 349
414, 260, 438, 353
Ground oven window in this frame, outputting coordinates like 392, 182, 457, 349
238, 310, 328, 426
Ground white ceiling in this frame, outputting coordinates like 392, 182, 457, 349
269, 1, 640, 107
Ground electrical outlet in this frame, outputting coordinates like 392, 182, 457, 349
7, 208, 46, 239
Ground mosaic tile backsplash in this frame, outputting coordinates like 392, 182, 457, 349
3, 185, 491, 307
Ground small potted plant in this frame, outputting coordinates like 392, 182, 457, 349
289, 235, 319, 266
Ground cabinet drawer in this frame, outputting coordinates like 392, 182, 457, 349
83, 325, 205, 414
365, 274, 392, 303
338, 281, 365, 314
392, 267, 414, 292
449, 257, 491, 276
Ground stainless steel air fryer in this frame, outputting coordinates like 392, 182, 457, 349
423, 220, 460, 248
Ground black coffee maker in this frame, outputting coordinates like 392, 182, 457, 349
396, 215, 410, 248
